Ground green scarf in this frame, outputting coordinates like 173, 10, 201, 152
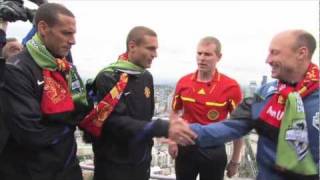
101, 59, 145, 74
276, 92, 317, 175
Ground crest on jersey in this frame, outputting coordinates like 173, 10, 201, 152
144, 86, 151, 98
285, 120, 309, 160
207, 109, 219, 121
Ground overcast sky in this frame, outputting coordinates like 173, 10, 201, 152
7, 0, 319, 85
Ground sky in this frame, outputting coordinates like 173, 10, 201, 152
7, 0, 319, 85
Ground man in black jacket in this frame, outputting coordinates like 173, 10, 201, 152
0, 3, 91, 180
90, 26, 196, 180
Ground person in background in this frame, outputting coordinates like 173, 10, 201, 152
169, 36, 243, 180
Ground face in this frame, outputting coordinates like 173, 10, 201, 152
39, 13, 76, 58
3, 40, 23, 59
196, 42, 221, 73
266, 33, 300, 82
129, 35, 158, 69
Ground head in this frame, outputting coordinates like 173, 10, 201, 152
126, 26, 158, 69
196, 36, 222, 73
266, 30, 316, 82
35, 3, 76, 58
2, 38, 23, 60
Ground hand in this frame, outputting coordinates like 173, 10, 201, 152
168, 118, 197, 146
226, 161, 240, 178
168, 142, 178, 159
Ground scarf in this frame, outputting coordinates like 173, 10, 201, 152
259, 63, 319, 175
79, 53, 144, 137
26, 33, 89, 116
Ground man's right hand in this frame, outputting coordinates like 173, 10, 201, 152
168, 118, 197, 146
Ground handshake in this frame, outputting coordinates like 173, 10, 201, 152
167, 117, 197, 146
0, 0, 47, 22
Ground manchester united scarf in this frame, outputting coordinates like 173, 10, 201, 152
26, 33, 89, 116
259, 63, 319, 175
79, 53, 144, 137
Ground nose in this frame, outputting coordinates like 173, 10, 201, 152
152, 50, 157, 58
266, 54, 272, 64
197, 54, 205, 62
69, 35, 76, 45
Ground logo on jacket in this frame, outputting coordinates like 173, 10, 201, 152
144, 86, 151, 98
266, 106, 284, 121
207, 109, 219, 121
312, 112, 319, 131
197, 88, 206, 95
37, 80, 44, 86
285, 120, 309, 160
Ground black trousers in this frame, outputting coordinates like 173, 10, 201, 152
94, 160, 151, 180
175, 145, 227, 180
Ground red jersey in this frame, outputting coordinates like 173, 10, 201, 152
172, 70, 242, 125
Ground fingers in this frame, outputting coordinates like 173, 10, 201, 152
168, 119, 198, 146
168, 143, 178, 158
178, 132, 195, 145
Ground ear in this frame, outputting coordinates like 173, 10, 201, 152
128, 40, 137, 51
296, 46, 308, 61
217, 53, 222, 62
37, 20, 49, 37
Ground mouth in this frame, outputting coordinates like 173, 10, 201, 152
198, 64, 207, 68
270, 65, 279, 75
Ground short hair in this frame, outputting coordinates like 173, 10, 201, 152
199, 36, 222, 55
34, 3, 74, 28
126, 26, 157, 51
292, 30, 316, 59
6, 37, 19, 44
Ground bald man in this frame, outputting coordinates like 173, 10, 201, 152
190, 30, 319, 180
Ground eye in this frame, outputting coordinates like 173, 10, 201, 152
270, 49, 280, 55
204, 52, 211, 56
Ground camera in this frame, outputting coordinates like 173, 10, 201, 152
0, 0, 45, 23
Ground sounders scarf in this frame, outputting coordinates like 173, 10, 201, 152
79, 53, 144, 137
26, 33, 88, 115
259, 63, 319, 175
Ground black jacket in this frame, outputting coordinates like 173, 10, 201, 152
0, 57, 8, 154
92, 69, 168, 167
0, 50, 83, 180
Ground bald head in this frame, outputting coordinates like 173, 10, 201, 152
267, 30, 317, 82
292, 30, 316, 59
273, 30, 316, 60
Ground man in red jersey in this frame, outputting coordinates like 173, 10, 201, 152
169, 36, 244, 180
